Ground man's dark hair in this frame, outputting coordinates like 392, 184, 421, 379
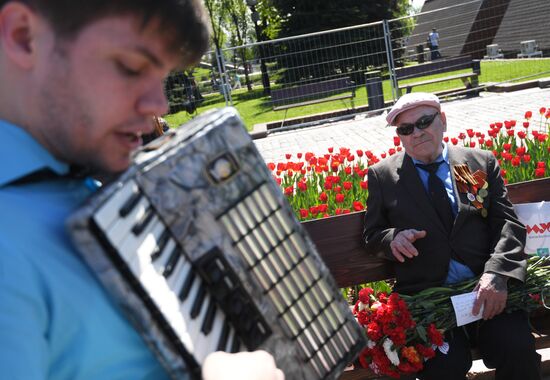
0, 0, 210, 67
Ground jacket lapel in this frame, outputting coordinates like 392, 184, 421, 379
399, 154, 448, 235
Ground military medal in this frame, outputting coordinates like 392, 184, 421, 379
453, 164, 489, 217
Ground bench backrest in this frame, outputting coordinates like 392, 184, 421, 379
271, 77, 354, 107
302, 177, 550, 288
395, 56, 478, 81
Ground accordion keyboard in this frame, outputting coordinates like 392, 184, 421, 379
69, 108, 366, 380
93, 179, 244, 365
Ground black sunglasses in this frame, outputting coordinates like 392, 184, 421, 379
395, 112, 439, 136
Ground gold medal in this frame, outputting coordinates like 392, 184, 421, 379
481, 208, 488, 218
481, 182, 488, 190
478, 189, 488, 198
476, 195, 484, 203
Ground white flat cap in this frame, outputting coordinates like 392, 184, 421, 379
386, 92, 440, 125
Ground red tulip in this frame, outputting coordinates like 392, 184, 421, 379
285, 153, 291, 159
335, 193, 345, 203
525, 111, 532, 119
299, 209, 308, 218
451, 138, 458, 145
535, 168, 546, 178
319, 192, 328, 202
343, 181, 352, 190
539, 107, 546, 115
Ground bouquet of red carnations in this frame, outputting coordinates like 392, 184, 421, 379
352, 256, 550, 378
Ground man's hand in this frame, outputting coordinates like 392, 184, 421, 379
202, 351, 285, 380
389, 229, 426, 262
472, 272, 508, 320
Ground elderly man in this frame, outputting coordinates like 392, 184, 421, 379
363, 93, 541, 379
0, 1, 282, 379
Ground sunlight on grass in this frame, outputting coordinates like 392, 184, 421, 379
164, 58, 550, 131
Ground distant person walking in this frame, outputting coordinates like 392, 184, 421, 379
428, 28, 441, 60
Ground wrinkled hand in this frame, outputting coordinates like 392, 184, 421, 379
202, 351, 285, 380
389, 229, 427, 263
472, 272, 508, 320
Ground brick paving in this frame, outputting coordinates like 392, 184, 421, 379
254, 87, 550, 163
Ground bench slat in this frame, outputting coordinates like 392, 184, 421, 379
398, 73, 479, 90
272, 93, 354, 111
271, 77, 355, 110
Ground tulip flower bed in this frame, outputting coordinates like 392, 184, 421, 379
267, 107, 549, 222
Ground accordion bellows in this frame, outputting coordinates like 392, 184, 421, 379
68, 108, 366, 380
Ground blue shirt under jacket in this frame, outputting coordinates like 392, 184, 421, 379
411, 143, 475, 284
0, 120, 171, 380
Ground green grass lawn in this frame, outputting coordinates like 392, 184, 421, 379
164, 58, 550, 131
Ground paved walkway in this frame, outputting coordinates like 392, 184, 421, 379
254, 87, 550, 163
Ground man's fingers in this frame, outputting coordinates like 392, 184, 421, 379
390, 240, 418, 260
472, 296, 483, 316
411, 230, 427, 240
390, 246, 405, 263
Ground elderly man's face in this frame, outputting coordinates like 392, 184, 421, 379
395, 105, 447, 163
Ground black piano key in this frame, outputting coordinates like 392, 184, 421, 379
151, 229, 170, 261
217, 321, 230, 351
131, 205, 155, 235
178, 270, 196, 302
201, 299, 217, 335
118, 190, 142, 217
230, 336, 241, 353
162, 246, 181, 277
190, 283, 207, 319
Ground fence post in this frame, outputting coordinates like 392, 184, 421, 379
365, 71, 384, 111
383, 19, 398, 103
215, 47, 232, 106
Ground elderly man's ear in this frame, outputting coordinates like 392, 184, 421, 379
440, 111, 447, 132
0, 2, 38, 70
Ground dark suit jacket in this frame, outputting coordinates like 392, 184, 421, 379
363, 146, 526, 294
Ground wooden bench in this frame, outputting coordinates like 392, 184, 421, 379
271, 77, 356, 125
395, 56, 481, 97
301, 177, 550, 380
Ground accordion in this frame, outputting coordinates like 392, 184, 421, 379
68, 108, 365, 380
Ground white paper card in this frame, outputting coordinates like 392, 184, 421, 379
451, 292, 483, 326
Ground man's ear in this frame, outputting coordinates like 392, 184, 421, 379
0, 2, 38, 69
440, 111, 447, 133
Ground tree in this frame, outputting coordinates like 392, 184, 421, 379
226, 0, 254, 91
269, 0, 411, 85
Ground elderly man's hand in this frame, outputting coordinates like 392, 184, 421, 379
472, 272, 508, 320
202, 351, 285, 380
389, 229, 427, 262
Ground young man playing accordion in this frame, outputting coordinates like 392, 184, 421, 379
0, 1, 283, 379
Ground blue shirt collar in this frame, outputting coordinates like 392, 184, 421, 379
0, 119, 70, 187
410, 143, 449, 166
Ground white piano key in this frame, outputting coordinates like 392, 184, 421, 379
130, 252, 195, 354
103, 196, 151, 247
118, 216, 162, 264
152, 239, 177, 274
93, 180, 139, 231
194, 307, 225, 364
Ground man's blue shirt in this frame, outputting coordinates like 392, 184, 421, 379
0, 120, 170, 379
411, 144, 475, 284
